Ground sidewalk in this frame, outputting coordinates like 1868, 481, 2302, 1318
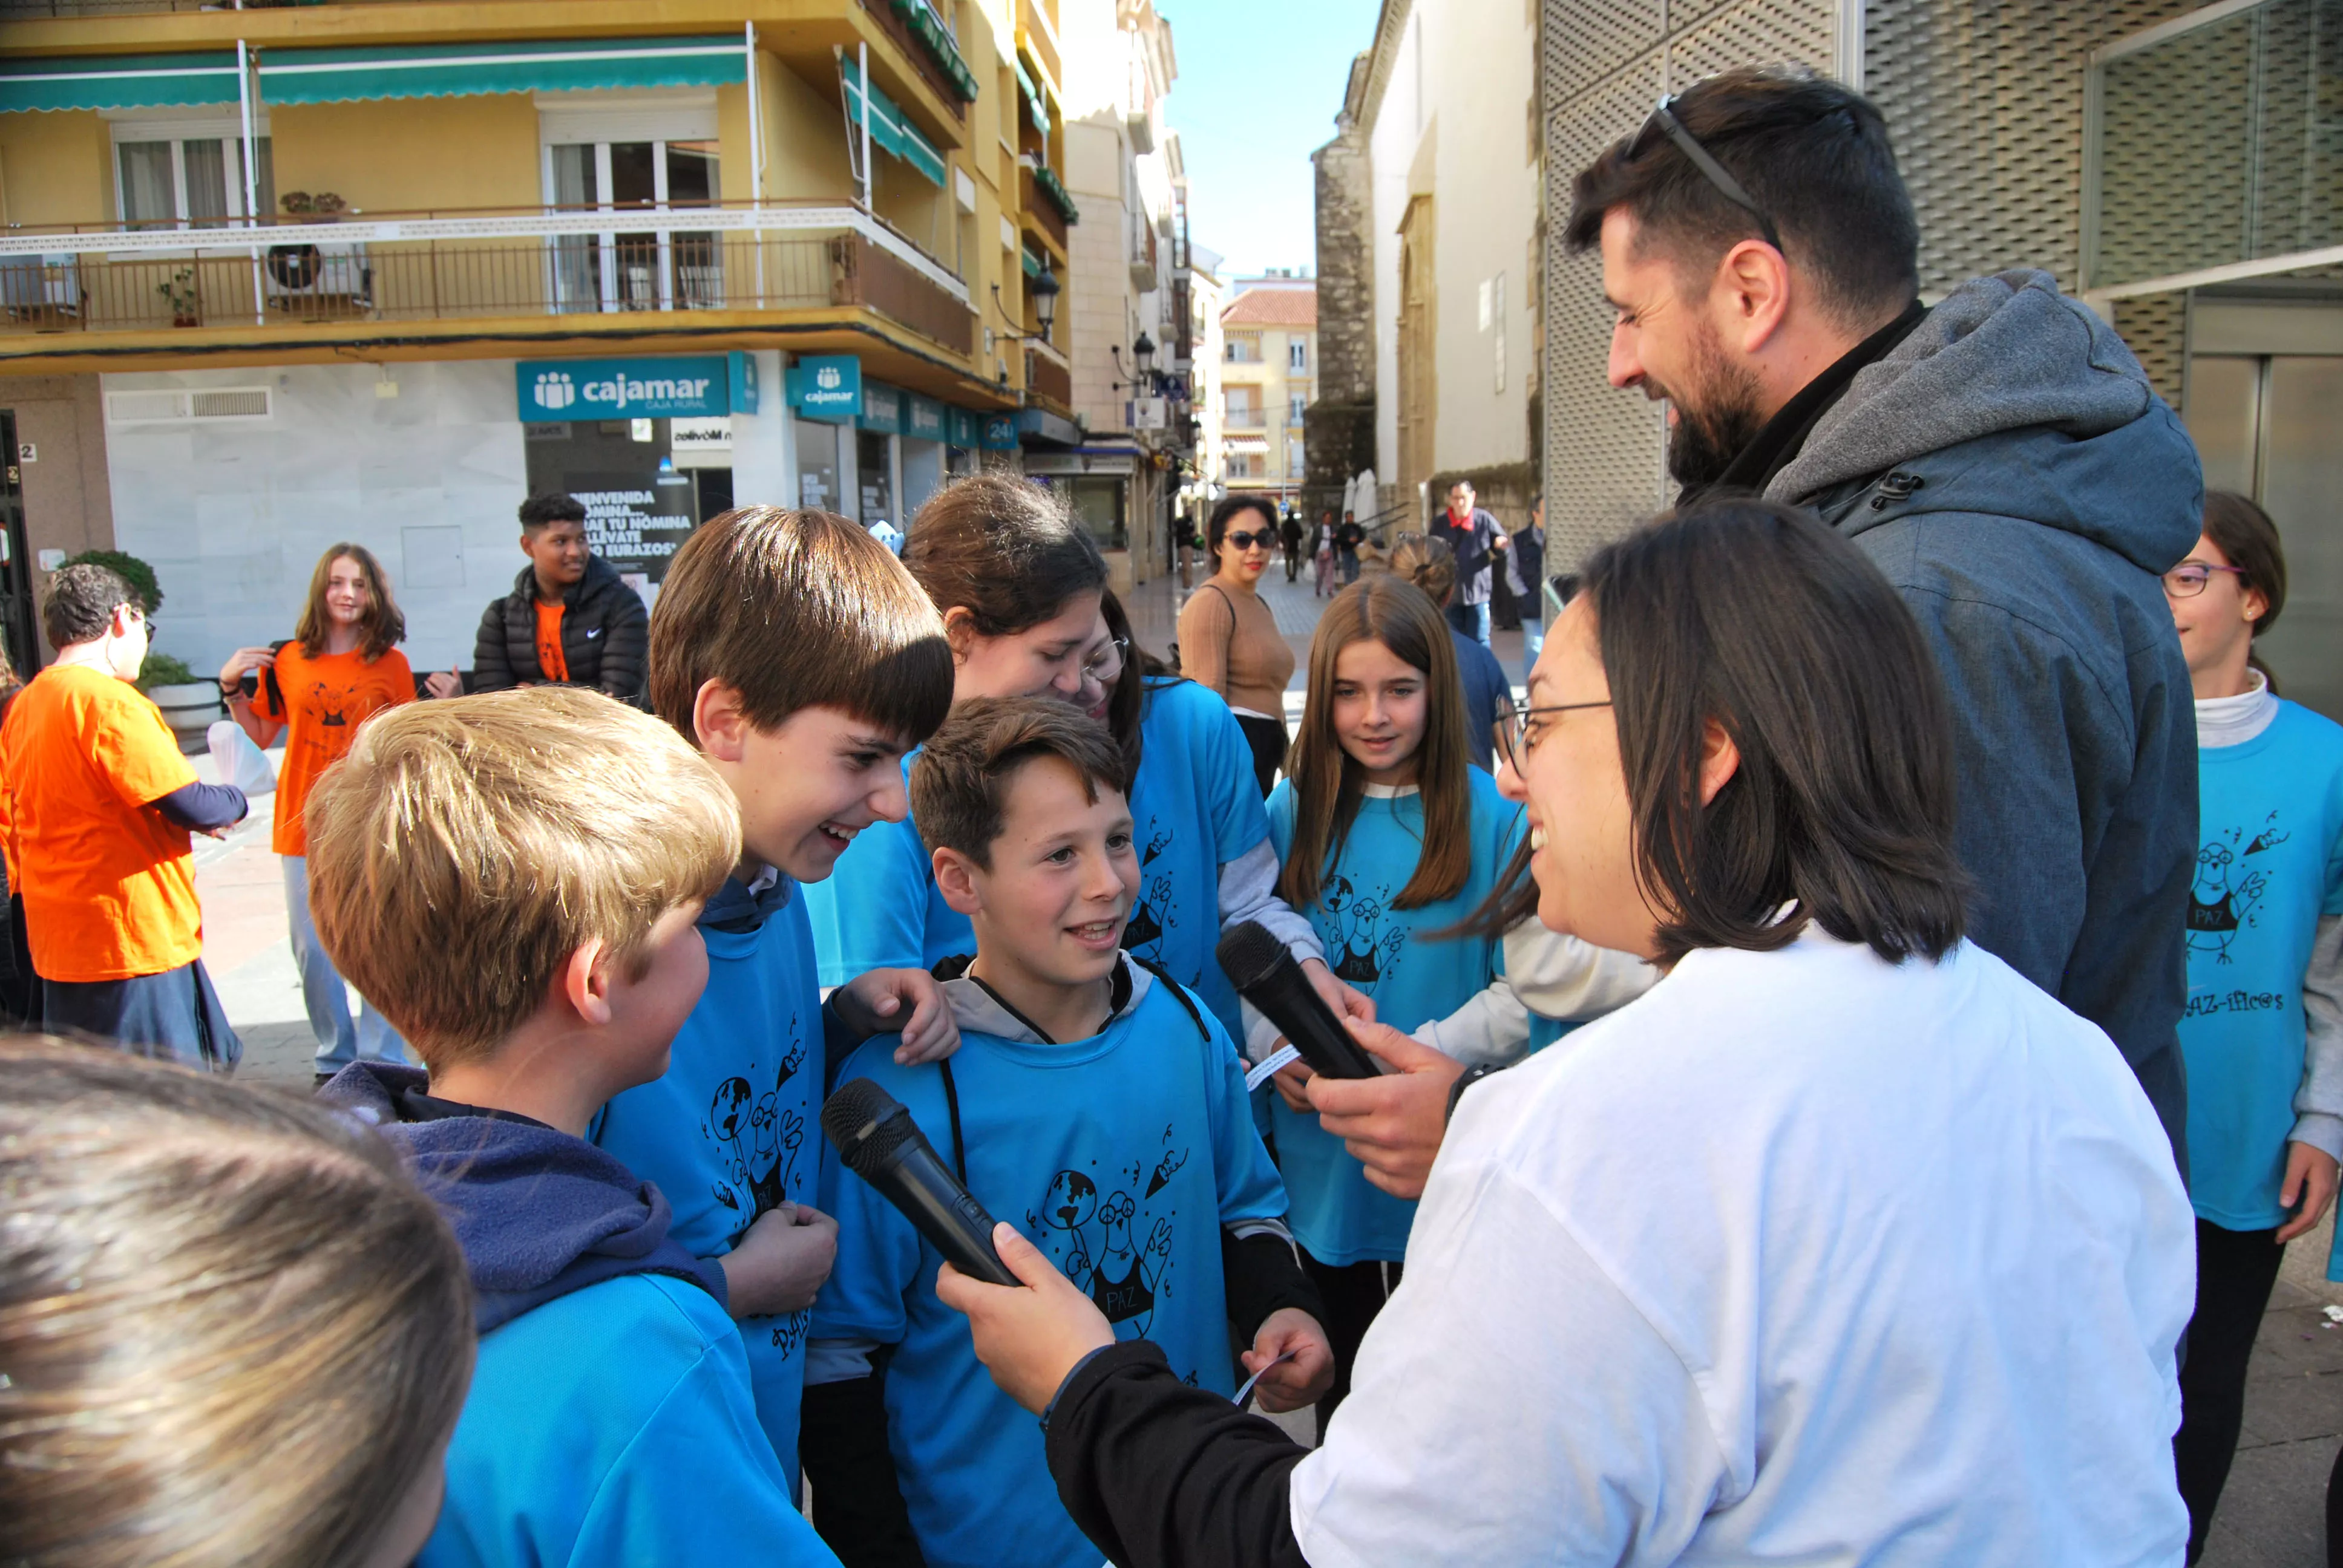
189, 742, 324, 1094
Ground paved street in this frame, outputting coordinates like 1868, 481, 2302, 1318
188, 564, 2343, 1561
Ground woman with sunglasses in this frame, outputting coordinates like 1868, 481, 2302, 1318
1179, 495, 1296, 796
930, 498, 2194, 1567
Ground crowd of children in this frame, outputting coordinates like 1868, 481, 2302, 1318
15, 475, 2343, 1566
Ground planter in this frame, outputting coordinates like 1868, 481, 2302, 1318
147, 682, 223, 750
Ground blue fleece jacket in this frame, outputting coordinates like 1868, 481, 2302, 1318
1766, 270, 2202, 1169
318, 1065, 837, 1568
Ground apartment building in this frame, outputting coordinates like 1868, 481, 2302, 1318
1216, 272, 1314, 511
0, 0, 1070, 676
1024, 0, 1188, 593
1313, 0, 1541, 538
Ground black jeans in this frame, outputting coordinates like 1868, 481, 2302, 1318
1298, 1249, 1403, 1423
2175, 1217, 2285, 1560
1235, 713, 1286, 798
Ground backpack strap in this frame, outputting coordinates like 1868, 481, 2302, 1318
262, 638, 292, 716
938, 1057, 968, 1183
1127, 953, 1210, 1043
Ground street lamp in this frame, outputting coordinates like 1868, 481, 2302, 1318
1112, 332, 1164, 394
988, 262, 1060, 344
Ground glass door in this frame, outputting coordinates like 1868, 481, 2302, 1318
547, 140, 721, 314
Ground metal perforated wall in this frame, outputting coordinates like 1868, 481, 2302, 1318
1539, 0, 1838, 569
1539, 0, 2226, 569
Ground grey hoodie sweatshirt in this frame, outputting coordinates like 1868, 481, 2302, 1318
1771, 269, 2201, 1169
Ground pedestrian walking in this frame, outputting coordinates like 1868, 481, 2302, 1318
1429, 480, 1509, 649
936, 499, 2194, 1568
2146, 493, 2343, 1560
1558, 62, 2202, 1163
217, 543, 419, 1083
1313, 513, 1337, 597
1176, 494, 1296, 796
1509, 494, 1548, 685
1280, 509, 1305, 583
0, 564, 245, 1066
468, 492, 649, 702
1335, 512, 1366, 585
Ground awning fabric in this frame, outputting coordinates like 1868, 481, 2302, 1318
0, 51, 240, 112
257, 38, 746, 104
1021, 244, 1043, 279
1014, 57, 1049, 137
0, 38, 744, 113
841, 57, 946, 188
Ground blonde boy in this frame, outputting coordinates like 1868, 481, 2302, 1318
309, 689, 839, 1568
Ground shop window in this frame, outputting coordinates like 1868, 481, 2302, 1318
1067, 476, 1127, 550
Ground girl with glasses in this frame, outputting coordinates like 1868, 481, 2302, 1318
2156, 492, 2343, 1561
1177, 494, 1296, 797
1262, 574, 1522, 1420
801, 475, 1371, 1062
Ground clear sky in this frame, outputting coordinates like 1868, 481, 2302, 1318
1161, 0, 1382, 280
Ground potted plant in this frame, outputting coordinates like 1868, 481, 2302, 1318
157, 267, 199, 327
133, 653, 221, 751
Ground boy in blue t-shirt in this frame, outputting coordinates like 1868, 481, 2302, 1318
2158, 495, 2343, 1558
307, 690, 839, 1568
807, 698, 1332, 1568
588, 509, 965, 1485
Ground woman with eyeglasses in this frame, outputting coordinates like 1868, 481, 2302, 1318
801, 475, 1371, 1060
928, 498, 2194, 1567
1178, 495, 1297, 797
2152, 493, 2343, 1563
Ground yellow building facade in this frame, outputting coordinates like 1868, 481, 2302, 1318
1216, 276, 1314, 509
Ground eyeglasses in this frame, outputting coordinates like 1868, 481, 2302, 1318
2163, 562, 2247, 599
1495, 697, 1613, 773
1626, 96, 1783, 253
1224, 529, 1276, 552
1078, 636, 1129, 690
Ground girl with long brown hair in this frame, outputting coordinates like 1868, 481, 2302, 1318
218, 542, 418, 1080
1263, 573, 1524, 1415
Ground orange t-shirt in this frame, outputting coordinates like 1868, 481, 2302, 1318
534, 599, 569, 684
257, 644, 415, 857
0, 664, 202, 982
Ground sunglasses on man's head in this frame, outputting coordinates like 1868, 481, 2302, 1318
1224, 529, 1276, 552
1625, 95, 1783, 253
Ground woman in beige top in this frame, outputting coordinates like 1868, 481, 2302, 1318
1179, 494, 1297, 795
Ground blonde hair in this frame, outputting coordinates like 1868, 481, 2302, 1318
0, 1037, 471, 1568
303, 687, 741, 1068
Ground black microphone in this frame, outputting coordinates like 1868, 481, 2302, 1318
1216, 920, 1380, 1079
821, 1079, 1019, 1287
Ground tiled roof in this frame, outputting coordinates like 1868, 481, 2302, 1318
1221, 287, 1317, 327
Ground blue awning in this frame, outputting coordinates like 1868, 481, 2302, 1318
0, 51, 241, 113
841, 57, 946, 188
257, 37, 746, 104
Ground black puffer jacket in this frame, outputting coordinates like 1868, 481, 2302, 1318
470, 555, 649, 702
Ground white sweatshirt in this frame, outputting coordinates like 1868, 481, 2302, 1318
1291, 927, 2194, 1567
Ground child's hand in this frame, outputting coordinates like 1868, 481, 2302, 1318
718, 1202, 839, 1319
835, 967, 962, 1063
1271, 1058, 1316, 1114
2279, 1140, 2341, 1243
1302, 958, 1376, 1027
422, 670, 463, 701
1243, 1307, 1333, 1413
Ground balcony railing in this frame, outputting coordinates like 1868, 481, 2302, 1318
0, 202, 974, 353
1024, 344, 1071, 408
1224, 408, 1267, 428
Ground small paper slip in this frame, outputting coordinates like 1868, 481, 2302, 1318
1232, 1350, 1297, 1409
1244, 1044, 1302, 1093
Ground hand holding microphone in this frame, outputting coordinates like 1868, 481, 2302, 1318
821, 1079, 1018, 1287
1215, 921, 1380, 1079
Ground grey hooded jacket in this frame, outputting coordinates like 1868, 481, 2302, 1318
1768, 269, 2200, 1166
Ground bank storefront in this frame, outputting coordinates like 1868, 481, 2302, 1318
96, 348, 1016, 677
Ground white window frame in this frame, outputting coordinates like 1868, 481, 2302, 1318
1288, 338, 1307, 371
539, 91, 722, 314
107, 111, 270, 229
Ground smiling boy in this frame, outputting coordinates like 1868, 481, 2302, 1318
807, 697, 1330, 1568
589, 506, 960, 1483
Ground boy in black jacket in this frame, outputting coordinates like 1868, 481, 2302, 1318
470, 493, 649, 701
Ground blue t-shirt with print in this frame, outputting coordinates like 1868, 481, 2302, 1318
2180, 700, 2343, 1232
803, 678, 1271, 1039
590, 876, 828, 1475
811, 972, 1288, 1568
1267, 768, 1524, 1264
423, 1275, 839, 1568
